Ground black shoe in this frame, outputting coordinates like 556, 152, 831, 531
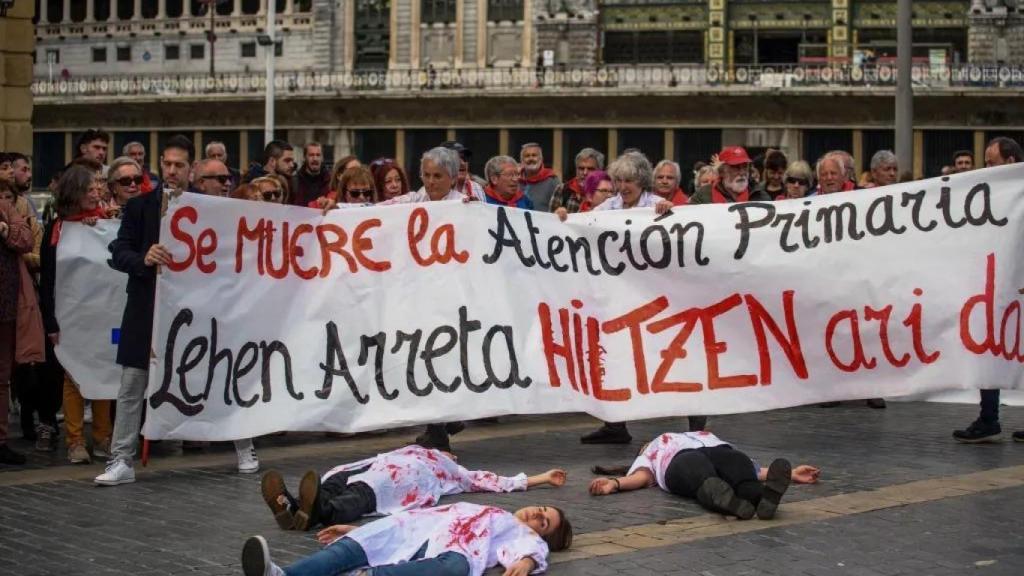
696, 477, 755, 520
292, 471, 320, 531
819, 402, 840, 408
444, 421, 466, 435
866, 398, 887, 409
1012, 431, 1024, 443
687, 416, 707, 432
260, 471, 295, 531
580, 424, 632, 444
756, 458, 792, 520
20, 426, 37, 442
415, 425, 452, 452
953, 419, 1002, 443
0, 444, 27, 465
241, 535, 272, 576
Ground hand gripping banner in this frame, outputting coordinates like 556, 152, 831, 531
141, 164, 1024, 440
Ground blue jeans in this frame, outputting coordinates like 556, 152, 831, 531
284, 538, 470, 576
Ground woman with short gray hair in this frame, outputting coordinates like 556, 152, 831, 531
378, 147, 469, 205
106, 156, 143, 216
593, 152, 658, 211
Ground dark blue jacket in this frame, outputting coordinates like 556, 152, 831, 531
109, 189, 161, 369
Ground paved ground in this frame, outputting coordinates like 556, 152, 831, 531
1, 401, 1022, 575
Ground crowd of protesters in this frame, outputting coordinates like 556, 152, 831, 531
1, 129, 1023, 576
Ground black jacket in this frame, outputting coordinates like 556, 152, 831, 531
39, 220, 59, 335
109, 190, 162, 369
293, 165, 331, 207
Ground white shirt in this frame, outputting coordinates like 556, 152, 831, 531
627, 432, 730, 491
348, 502, 549, 576
377, 186, 467, 205
592, 190, 659, 211
322, 445, 528, 515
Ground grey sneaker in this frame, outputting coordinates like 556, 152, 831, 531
92, 438, 112, 459
34, 424, 57, 452
68, 443, 91, 464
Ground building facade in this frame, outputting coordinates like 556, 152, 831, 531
2, 1, 35, 155
28, 1, 1024, 188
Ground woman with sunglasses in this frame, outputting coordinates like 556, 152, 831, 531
105, 157, 144, 218
251, 177, 287, 204
779, 161, 814, 200
308, 166, 377, 208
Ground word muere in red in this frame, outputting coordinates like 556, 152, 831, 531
149, 306, 530, 416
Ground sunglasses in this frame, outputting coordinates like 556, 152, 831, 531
261, 189, 283, 201
347, 188, 374, 200
200, 174, 231, 184
785, 177, 809, 186
115, 176, 144, 186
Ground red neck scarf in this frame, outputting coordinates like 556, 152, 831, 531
50, 206, 108, 246
484, 185, 527, 207
521, 165, 555, 185
711, 180, 749, 204
566, 178, 584, 199
659, 188, 689, 206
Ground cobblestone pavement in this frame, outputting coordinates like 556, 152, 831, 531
0, 401, 1022, 575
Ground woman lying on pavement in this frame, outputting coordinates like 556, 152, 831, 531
261, 444, 567, 531
242, 501, 572, 576
588, 431, 820, 520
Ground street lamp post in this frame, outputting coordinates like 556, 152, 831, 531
895, 0, 913, 180
200, 0, 227, 77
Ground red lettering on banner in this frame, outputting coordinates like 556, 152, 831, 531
538, 292, 807, 401
407, 207, 469, 266
960, 253, 1024, 362
234, 217, 391, 279
166, 206, 218, 273
824, 289, 940, 372
825, 310, 878, 372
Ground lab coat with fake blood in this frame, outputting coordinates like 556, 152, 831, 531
321, 445, 528, 515
627, 432, 732, 491
347, 502, 549, 576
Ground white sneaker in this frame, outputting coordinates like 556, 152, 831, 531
94, 459, 136, 486
235, 439, 260, 474
242, 535, 285, 576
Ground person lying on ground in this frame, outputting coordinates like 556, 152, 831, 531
242, 501, 572, 576
588, 431, 820, 520
261, 444, 567, 531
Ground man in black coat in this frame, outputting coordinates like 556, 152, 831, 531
95, 135, 191, 486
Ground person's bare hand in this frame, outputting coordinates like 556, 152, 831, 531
654, 199, 674, 215
589, 477, 617, 496
545, 469, 567, 487
144, 244, 172, 267
82, 216, 99, 226
48, 332, 60, 346
0, 221, 8, 239
502, 557, 536, 576
792, 465, 821, 484
555, 207, 568, 222
316, 524, 356, 546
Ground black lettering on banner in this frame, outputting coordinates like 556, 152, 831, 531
619, 221, 648, 270
260, 341, 299, 401
774, 211, 799, 253
482, 325, 532, 389
964, 182, 1008, 227
391, 330, 432, 397
151, 308, 204, 416
597, 231, 625, 275
639, 225, 671, 269
815, 202, 864, 243
525, 212, 552, 270
547, 236, 568, 272
668, 221, 709, 266
900, 190, 937, 232
482, 207, 537, 267
206, 318, 234, 406
565, 236, 603, 275
865, 195, 907, 236
457, 307, 489, 393
233, 342, 260, 408
793, 201, 821, 249
730, 202, 775, 259
937, 180, 967, 229
359, 332, 398, 400
420, 325, 460, 393
319, 321, 368, 404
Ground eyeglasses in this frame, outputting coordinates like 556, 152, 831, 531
200, 174, 231, 184
261, 189, 283, 201
785, 177, 809, 186
115, 176, 144, 187
499, 171, 521, 179
346, 188, 374, 200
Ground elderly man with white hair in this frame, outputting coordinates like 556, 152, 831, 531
690, 146, 772, 204
867, 150, 898, 188
652, 159, 688, 205
813, 151, 856, 195
519, 142, 561, 212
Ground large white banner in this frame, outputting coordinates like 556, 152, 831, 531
141, 165, 1024, 440
54, 220, 126, 400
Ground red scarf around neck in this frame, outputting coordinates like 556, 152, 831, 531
484, 185, 527, 207
50, 206, 108, 246
521, 165, 555, 185
711, 180, 750, 204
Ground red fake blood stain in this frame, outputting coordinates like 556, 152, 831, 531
424, 450, 438, 462
445, 507, 498, 549
385, 464, 402, 482
435, 470, 448, 481
401, 489, 419, 506
661, 434, 671, 445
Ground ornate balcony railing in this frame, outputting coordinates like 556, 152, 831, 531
36, 13, 313, 40
32, 63, 1024, 101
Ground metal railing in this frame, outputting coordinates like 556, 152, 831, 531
32, 63, 1024, 100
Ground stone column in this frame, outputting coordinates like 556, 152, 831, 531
39, 0, 48, 24
830, 0, 850, 62
133, 0, 142, 21
63, 0, 72, 24
455, 0, 464, 67
157, 0, 167, 20
390, 0, 399, 69
477, 0, 487, 67
412, 0, 422, 68
258, 0, 267, 17
232, 0, 242, 17
85, 0, 95, 22
285, 0, 295, 15
344, 0, 355, 70
707, 0, 726, 69
522, 0, 533, 67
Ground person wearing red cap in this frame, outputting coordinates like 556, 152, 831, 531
689, 146, 771, 204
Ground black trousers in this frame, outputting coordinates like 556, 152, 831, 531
317, 469, 377, 526
13, 341, 63, 431
663, 446, 762, 507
